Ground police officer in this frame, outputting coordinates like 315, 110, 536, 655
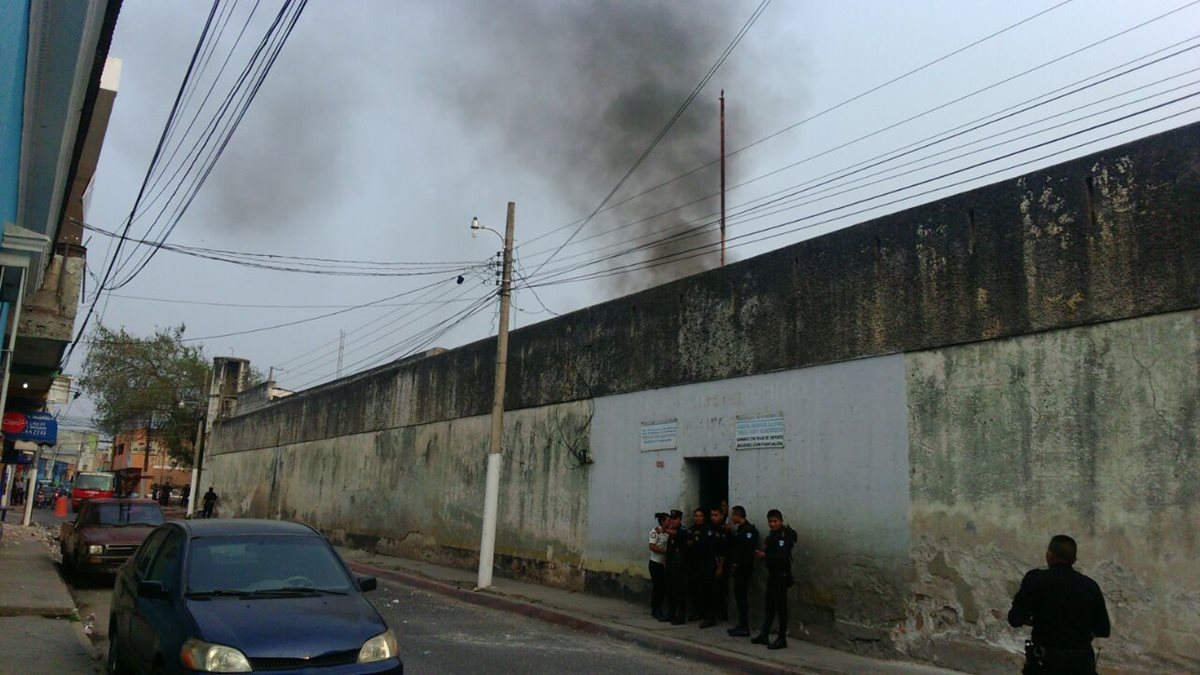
664, 510, 690, 625
686, 508, 707, 620
752, 508, 796, 650
1008, 535, 1111, 675
725, 505, 759, 637
698, 507, 727, 628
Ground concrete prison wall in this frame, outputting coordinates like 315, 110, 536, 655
205, 122, 1200, 673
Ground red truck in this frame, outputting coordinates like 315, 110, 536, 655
70, 471, 116, 511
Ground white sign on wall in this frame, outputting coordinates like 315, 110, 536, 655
735, 413, 785, 450
640, 420, 678, 452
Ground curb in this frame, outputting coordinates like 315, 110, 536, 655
347, 560, 809, 675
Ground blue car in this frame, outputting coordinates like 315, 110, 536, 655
107, 519, 402, 674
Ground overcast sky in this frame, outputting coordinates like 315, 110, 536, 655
59, 0, 1200, 431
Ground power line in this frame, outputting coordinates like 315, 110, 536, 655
526, 0, 772, 276
104, 292, 484, 310
532, 104, 1199, 289
64, 0, 225, 369
109, 0, 311, 289
525, 37, 1200, 281
82, 221, 486, 276
519, 0, 1082, 252
178, 273, 465, 342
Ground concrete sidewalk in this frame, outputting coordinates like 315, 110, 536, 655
0, 525, 102, 674
339, 548, 967, 675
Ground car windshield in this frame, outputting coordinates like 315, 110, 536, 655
74, 474, 114, 491
186, 535, 353, 595
83, 503, 164, 527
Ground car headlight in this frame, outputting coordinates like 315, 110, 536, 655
86, 545, 104, 555
180, 638, 251, 673
358, 629, 398, 663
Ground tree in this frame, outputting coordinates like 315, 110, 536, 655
79, 324, 210, 466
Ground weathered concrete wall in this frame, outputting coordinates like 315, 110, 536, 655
209, 122, 1200, 454
208, 400, 593, 588
585, 356, 911, 637
204, 123, 1200, 670
903, 309, 1200, 673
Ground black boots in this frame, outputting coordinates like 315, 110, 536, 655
751, 632, 787, 649
727, 626, 751, 637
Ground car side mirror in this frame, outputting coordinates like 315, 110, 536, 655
137, 580, 167, 599
356, 575, 377, 592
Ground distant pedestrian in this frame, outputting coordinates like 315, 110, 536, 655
201, 487, 218, 519
726, 505, 759, 637
1009, 535, 1110, 675
180, 486, 190, 510
664, 510, 689, 625
160, 484, 171, 507
752, 509, 796, 650
648, 512, 669, 621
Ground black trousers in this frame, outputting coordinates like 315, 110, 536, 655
667, 566, 688, 621
732, 568, 752, 628
687, 567, 703, 618
649, 561, 666, 616
1023, 645, 1097, 675
761, 575, 790, 635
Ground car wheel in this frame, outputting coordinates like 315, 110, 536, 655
106, 629, 126, 675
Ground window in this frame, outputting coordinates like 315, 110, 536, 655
83, 502, 164, 527
146, 530, 184, 589
187, 535, 353, 594
135, 529, 169, 578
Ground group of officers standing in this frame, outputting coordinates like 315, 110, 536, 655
647, 502, 797, 650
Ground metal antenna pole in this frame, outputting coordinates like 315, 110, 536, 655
477, 201, 515, 590
336, 331, 345, 378
720, 89, 727, 267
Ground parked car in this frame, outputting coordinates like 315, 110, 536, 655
107, 519, 402, 674
60, 499, 165, 581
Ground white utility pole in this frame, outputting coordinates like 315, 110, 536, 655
186, 419, 203, 517
476, 202, 515, 590
21, 444, 44, 526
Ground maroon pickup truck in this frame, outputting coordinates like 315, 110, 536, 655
59, 499, 165, 581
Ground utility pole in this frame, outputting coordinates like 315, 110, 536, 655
476, 202, 516, 590
186, 419, 203, 517
720, 89, 727, 267
142, 412, 153, 497
336, 331, 345, 378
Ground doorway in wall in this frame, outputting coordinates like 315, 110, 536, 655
685, 456, 729, 513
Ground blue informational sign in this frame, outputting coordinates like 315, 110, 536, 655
2, 411, 58, 445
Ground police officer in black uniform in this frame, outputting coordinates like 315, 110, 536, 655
664, 510, 689, 625
752, 508, 796, 650
686, 508, 707, 620
725, 505, 759, 637
698, 507, 727, 628
1008, 535, 1111, 675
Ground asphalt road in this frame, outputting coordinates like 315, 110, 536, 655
368, 579, 725, 675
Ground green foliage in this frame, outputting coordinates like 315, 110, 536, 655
79, 324, 210, 466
